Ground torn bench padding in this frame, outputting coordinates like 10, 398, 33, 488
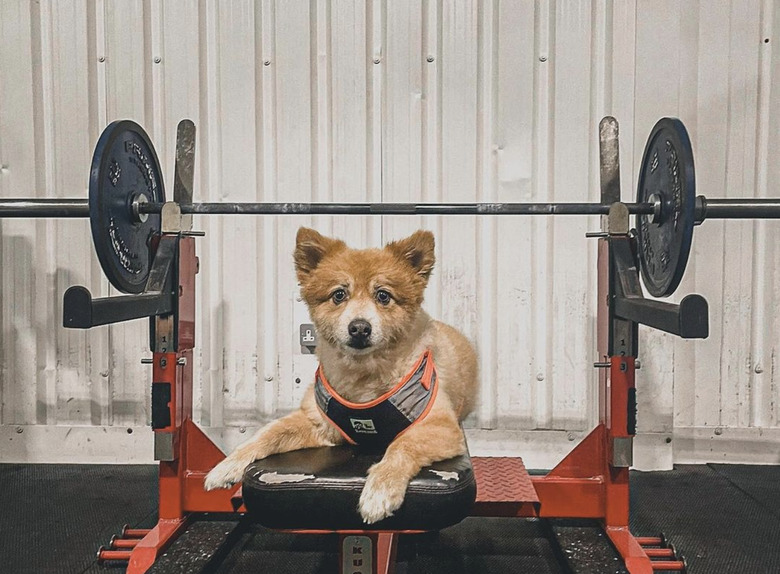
256, 472, 315, 485
241, 444, 476, 531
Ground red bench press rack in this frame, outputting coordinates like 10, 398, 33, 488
97, 118, 694, 574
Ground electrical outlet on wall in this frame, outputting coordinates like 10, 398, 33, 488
293, 295, 319, 403
299, 323, 317, 354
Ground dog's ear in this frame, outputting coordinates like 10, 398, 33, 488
294, 227, 345, 281
387, 230, 436, 280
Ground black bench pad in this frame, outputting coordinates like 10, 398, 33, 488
242, 446, 476, 531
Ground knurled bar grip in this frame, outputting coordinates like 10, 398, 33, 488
149, 201, 657, 216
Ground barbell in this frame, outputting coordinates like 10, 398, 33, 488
0, 118, 778, 297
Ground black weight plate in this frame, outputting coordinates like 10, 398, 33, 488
89, 120, 165, 294
636, 117, 696, 297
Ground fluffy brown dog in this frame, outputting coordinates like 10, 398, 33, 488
205, 227, 478, 523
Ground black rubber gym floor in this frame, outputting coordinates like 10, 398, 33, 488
0, 463, 778, 573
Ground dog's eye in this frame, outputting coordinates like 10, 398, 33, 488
332, 289, 347, 304
375, 290, 392, 306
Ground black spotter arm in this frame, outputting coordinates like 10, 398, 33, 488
611, 239, 709, 339
63, 236, 176, 329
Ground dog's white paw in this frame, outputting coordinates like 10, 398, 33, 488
204, 456, 250, 491
358, 467, 408, 524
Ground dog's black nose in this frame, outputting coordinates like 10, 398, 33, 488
348, 319, 372, 341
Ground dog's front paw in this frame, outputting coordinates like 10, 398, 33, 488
204, 456, 251, 491
358, 464, 409, 524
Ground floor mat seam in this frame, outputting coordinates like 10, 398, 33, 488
707, 463, 780, 522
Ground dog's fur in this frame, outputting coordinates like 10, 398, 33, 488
204, 227, 478, 524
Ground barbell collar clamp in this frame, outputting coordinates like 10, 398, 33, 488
648, 193, 663, 224
131, 194, 149, 223
694, 195, 706, 225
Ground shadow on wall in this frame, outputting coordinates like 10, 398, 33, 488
2, 234, 40, 428
1, 230, 114, 439
54, 258, 105, 427
196, 298, 267, 430
3, 234, 94, 428
197, 299, 226, 429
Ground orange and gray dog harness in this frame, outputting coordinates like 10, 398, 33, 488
314, 350, 438, 449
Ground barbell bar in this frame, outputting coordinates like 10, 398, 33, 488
0, 199, 649, 217
1, 117, 779, 298
134, 198, 780, 218
0, 199, 654, 217
3, 198, 780, 219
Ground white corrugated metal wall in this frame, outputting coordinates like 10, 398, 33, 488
1, 0, 779, 468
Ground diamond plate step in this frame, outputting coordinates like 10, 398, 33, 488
471, 457, 539, 516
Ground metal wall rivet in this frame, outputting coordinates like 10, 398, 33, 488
536, 373, 544, 381
98, 56, 106, 62
539, 55, 548, 62
15, 427, 23, 434
264, 375, 274, 382
264, 59, 271, 66
373, 57, 381, 64
714, 427, 723, 436
239, 427, 246, 434
427, 55, 435, 62
154, 57, 161, 64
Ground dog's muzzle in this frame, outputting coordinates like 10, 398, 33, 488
347, 319, 372, 349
